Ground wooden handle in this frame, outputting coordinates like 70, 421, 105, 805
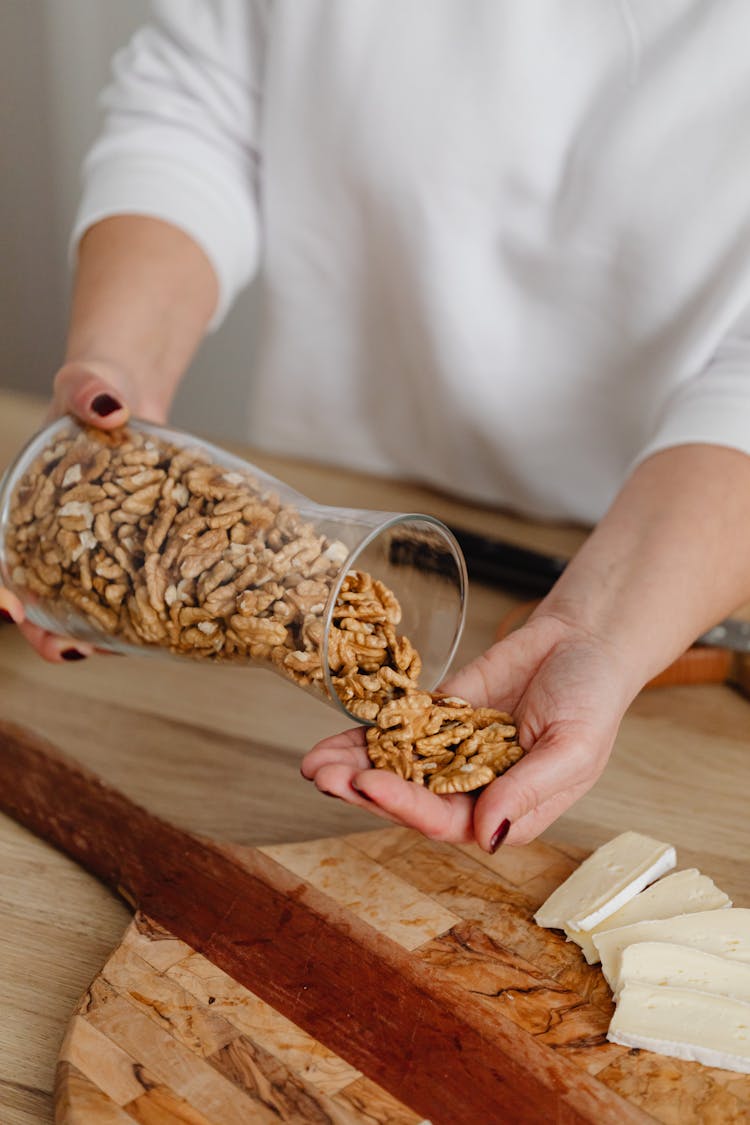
496, 602, 735, 690
0, 720, 626, 1125
642, 645, 733, 689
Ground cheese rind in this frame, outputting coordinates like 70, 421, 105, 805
609, 982, 750, 1074
594, 908, 750, 990
533, 831, 676, 931
564, 868, 731, 964
619, 942, 750, 1003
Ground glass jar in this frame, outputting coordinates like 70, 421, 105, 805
0, 417, 467, 722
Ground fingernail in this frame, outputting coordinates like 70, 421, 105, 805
91, 393, 123, 417
489, 818, 511, 853
0, 608, 14, 623
320, 790, 339, 799
61, 648, 87, 661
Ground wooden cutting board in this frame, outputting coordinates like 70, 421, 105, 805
55, 835, 750, 1125
2, 723, 750, 1125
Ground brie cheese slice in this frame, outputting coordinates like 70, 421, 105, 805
564, 868, 731, 963
533, 831, 675, 931
619, 942, 750, 1003
595, 908, 750, 991
609, 982, 750, 1074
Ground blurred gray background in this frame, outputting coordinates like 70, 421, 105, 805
0, 0, 259, 440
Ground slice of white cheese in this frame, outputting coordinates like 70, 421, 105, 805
564, 868, 731, 963
608, 982, 750, 1074
533, 831, 675, 931
618, 942, 750, 1003
595, 908, 750, 991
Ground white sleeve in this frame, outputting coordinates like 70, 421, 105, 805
634, 305, 750, 468
71, 0, 265, 328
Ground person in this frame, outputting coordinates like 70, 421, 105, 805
3, 1, 750, 854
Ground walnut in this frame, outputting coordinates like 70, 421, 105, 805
58, 501, 94, 532
120, 482, 163, 515
346, 699, 381, 723
428, 760, 497, 794
472, 742, 525, 773
60, 483, 107, 506
144, 503, 177, 553
144, 554, 169, 614
377, 693, 434, 734
472, 707, 515, 728
229, 614, 288, 647
415, 722, 474, 755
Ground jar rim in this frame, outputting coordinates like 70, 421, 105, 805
320, 513, 468, 724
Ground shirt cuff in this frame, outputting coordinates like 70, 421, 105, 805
70, 151, 259, 330
632, 368, 750, 471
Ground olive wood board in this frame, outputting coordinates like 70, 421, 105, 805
2, 724, 750, 1124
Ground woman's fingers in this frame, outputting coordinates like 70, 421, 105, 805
17, 621, 93, 662
491, 780, 599, 847
0, 589, 91, 661
14, 617, 92, 662
1, 361, 134, 662
0, 589, 25, 625
439, 619, 566, 710
309, 761, 402, 823
301, 728, 370, 779
304, 721, 606, 849
304, 719, 610, 849
52, 361, 131, 429
350, 768, 475, 842
302, 727, 475, 841
302, 730, 400, 820
472, 720, 612, 851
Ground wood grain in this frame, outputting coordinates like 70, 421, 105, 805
0, 720, 648, 1125
53, 823, 750, 1125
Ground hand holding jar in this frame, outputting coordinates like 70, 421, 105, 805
0, 361, 137, 661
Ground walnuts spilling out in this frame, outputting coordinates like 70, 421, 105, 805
5, 422, 524, 793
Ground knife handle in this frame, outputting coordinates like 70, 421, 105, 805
447, 527, 568, 594
640, 646, 732, 689
495, 601, 733, 689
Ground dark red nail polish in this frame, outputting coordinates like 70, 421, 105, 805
489, 818, 511, 853
91, 393, 123, 417
61, 648, 87, 661
0, 608, 13, 623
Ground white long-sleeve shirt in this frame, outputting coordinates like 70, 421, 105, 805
74, 0, 750, 523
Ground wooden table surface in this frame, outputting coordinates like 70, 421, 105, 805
1, 389, 748, 1125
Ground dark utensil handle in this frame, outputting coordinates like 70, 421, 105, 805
448, 526, 568, 594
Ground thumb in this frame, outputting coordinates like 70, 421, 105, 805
52, 361, 132, 430
472, 721, 610, 851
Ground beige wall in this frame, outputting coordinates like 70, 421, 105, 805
0, 0, 259, 442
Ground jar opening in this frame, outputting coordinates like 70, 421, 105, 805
321, 514, 467, 723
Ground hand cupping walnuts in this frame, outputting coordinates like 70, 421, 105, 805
4, 421, 524, 793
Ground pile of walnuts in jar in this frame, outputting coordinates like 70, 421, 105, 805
4, 422, 524, 794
